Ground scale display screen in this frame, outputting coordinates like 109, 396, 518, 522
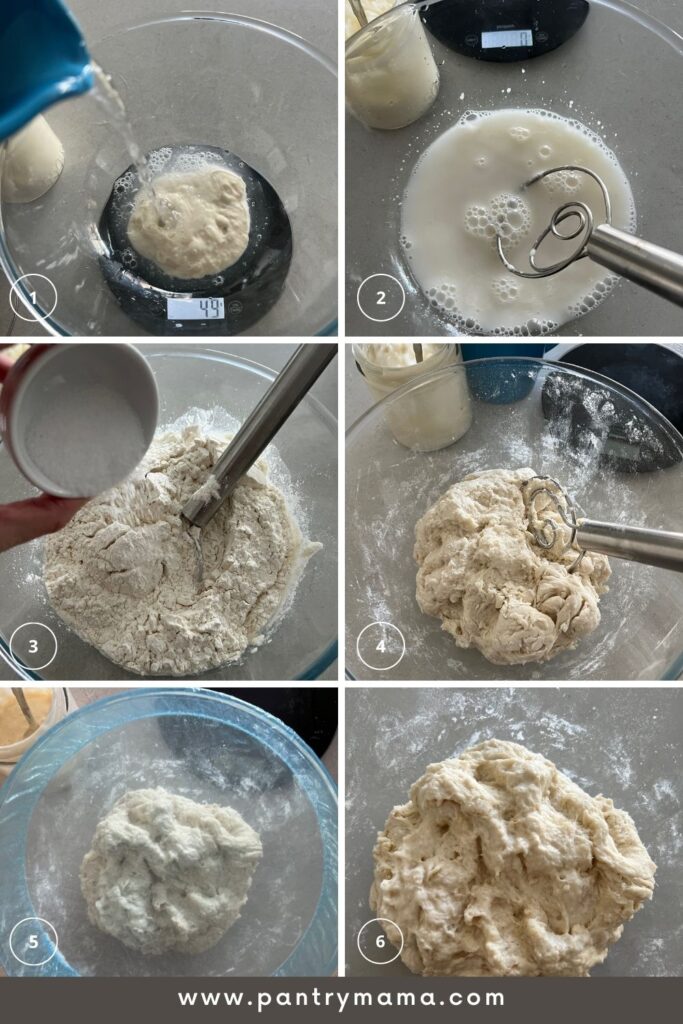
166, 297, 225, 320
481, 28, 533, 49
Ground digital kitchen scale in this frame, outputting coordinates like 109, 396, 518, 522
99, 144, 292, 336
421, 0, 590, 62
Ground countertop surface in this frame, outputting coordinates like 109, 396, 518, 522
345, 686, 683, 977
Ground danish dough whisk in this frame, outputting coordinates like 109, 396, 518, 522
524, 475, 683, 574
497, 165, 683, 307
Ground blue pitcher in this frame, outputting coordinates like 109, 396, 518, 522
0, 0, 93, 140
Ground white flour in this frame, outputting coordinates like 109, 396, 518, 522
43, 425, 320, 675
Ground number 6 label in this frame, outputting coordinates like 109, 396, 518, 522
357, 918, 404, 965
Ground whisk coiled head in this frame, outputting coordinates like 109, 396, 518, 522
523, 475, 585, 571
497, 165, 612, 279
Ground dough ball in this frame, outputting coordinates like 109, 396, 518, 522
414, 468, 611, 665
370, 740, 656, 976
127, 167, 250, 279
81, 788, 262, 955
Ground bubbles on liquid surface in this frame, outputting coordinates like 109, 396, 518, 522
542, 168, 583, 195
492, 277, 520, 303
509, 126, 530, 142
426, 281, 457, 311
464, 192, 531, 251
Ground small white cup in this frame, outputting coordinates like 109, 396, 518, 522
0, 343, 158, 497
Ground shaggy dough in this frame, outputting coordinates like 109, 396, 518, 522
128, 166, 250, 278
44, 426, 320, 676
81, 788, 262, 955
370, 740, 656, 976
414, 468, 611, 665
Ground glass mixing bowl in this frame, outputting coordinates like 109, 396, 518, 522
346, 0, 683, 336
0, 13, 337, 336
0, 689, 338, 976
346, 357, 683, 681
0, 346, 338, 681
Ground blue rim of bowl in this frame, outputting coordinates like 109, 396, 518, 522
0, 345, 338, 682
0, 11, 338, 337
0, 687, 338, 978
345, 354, 683, 682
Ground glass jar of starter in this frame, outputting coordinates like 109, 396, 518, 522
352, 342, 473, 451
0, 688, 73, 779
345, 3, 440, 130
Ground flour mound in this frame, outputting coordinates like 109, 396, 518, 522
81, 788, 262, 955
44, 425, 320, 676
127, 166, 250, 278
371, 739, 656, 977
414, 467, 611, 665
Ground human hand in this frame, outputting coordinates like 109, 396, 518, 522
0, 344, 15, 383
0, 494, 88, 553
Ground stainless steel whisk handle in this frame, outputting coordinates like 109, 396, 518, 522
577, 519, 683, 573
181, 343, 337, 529
587, 224, 683, 307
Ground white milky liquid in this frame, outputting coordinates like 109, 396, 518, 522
400, 108, 636, 335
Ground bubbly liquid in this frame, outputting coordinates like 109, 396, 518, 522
400, 108, 636, 335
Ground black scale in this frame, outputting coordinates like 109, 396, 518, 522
99, 144, 292, 336
541, 344, 683, 473
421, 0, 590, 61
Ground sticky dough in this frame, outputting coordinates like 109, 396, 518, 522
81, 788, 262, 955
370, 739, 656, 976
414, 468, 611, 665
127, 166, 250, 279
